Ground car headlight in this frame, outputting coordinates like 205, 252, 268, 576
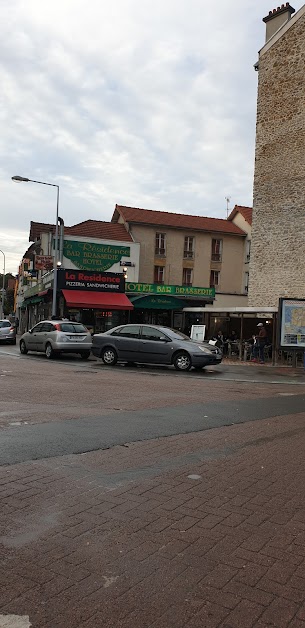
198, 346, 212, 354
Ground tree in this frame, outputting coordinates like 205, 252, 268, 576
4, 288, 15, 315
0, 273, 15, 289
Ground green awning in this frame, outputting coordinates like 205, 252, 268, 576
22, 295, 43, 306
130, 295, 184, 310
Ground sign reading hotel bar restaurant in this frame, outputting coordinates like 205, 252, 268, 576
279, 298, 305, 349
57, 269, 125, 292
63, 240, 130, 272
126, 282, 215, 298
35, 255, 53, 270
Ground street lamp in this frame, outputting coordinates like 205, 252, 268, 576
12, 176, 60, 318
0, 249, 5, 319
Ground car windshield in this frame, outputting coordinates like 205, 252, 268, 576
0, 321, 11, 328
60, 323, 88, 333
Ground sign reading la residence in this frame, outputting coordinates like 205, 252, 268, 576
61, 237, 140, 282
57, 270, 125, 292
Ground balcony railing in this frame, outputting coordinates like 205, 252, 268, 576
155, 248, 166, 256
211, 253, 222, 262
183, 251, 194, 259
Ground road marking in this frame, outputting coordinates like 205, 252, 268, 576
188, 474, 202, 480
0, 615, 31, 627
278, 392, 296, 396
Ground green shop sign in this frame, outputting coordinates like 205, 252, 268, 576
131, 295, 184, 310
126, 282, 215, 298
63, 240, 130, 272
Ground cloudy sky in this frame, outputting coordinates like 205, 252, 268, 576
1, 0, 300, 273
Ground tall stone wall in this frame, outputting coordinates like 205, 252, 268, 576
248, 12, 305, 307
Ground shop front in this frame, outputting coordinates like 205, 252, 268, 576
126, 282, 215, 333
57, 269, 133, 333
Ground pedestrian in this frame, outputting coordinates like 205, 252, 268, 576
251, 323, 267, 364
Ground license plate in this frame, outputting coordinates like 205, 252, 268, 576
68, 335, 83, 341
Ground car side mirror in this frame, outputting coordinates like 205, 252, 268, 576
29, 329, 33, 334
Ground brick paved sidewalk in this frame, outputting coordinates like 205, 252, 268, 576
2, 413, 305, 627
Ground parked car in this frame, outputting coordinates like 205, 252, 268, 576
92, 324, 222, 371
19, 320, 92, 359
0, 319, 17, 345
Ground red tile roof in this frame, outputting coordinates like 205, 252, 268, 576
66, 221, 133, 241
29, 222, 55, 241
29, 220, 133, 242
228, 205, 252, 226
113, 205, 246, 236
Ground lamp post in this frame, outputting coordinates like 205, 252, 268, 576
0, 249, 5, 319
12, 176, 60, 318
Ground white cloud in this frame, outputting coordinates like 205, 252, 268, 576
1, 0, 301, 272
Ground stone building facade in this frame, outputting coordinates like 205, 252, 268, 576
248, 3, 305, 307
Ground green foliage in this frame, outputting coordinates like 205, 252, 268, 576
4, 288, 15, 314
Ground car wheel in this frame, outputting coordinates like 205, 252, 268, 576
45, 342, 55, 359
20, 340, 28, 355
173, 351, 192, 371
80, 351, 90, 360
101, 346, 118, 366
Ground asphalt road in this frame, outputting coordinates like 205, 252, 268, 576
1, 343, 305, 466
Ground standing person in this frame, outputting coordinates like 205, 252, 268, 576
252, 323, 267, 364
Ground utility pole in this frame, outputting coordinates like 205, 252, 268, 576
0, 249, 5, 319
225, 196, 231, 218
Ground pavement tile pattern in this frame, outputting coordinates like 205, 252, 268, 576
2, 412, 305, 626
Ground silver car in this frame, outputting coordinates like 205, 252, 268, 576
0, 320, 17, 345
20, 320, 92, 359
92, 324, 222, 371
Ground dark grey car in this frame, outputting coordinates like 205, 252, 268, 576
92, 324, 222, 371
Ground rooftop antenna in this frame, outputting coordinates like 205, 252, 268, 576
225, 196, 231, 218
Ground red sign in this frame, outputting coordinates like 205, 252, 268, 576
57, 269, 125, 292
35, 255, 53, 270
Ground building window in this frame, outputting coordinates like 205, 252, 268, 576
155, 233, 166, 256
210, 270, 220, 288
154, 266, 164, 284
182, 268, 193, 286
184, 236, 194, 259
246, 240, 251, 262
245, 271, 249, 293
211, 239, 222, 262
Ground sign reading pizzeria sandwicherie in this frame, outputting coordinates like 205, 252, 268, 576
57, 269, 125, 292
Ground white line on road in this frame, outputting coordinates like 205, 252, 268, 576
0, 615, 31, 627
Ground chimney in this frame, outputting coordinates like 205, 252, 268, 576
263, 3, 295, 42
